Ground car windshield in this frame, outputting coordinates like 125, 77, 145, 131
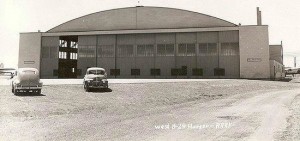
88, 70, 105, 75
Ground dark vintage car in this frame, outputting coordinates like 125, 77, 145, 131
83, 67, 108, 92
11, 68, 43, 95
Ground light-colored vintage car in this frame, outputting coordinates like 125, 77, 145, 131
11, 68, 43, 95
83, 67, 108, 92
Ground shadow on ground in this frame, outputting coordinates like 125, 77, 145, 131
246, 78, 293, 83
15, 93, 46, 97
90, 88, 113, 93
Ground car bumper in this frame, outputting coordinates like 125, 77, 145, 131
87, 81, 108, 88
15, 86, 42, 90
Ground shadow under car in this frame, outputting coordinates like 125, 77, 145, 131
89, 88, 112, 93
15, 92, 46, 97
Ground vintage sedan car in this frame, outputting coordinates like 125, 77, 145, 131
83, 67, 108, 92
11, 68, 43, 95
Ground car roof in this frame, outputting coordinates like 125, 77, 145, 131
87, 67, 105, 71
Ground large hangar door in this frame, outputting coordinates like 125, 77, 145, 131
41, 36, 59, 79
197, 31, 240, 78
58, 36, 78, 78
219, 31, 240, 78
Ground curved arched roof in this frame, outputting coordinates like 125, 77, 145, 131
47, 6, 237, 33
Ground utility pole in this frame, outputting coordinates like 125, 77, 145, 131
294, 57, 297, 68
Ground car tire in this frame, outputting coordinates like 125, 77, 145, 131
86, 87, 90, 92
84, 83, 90, 92
14, 89, 18, 95
105, 82, 108, 89
12, 86, 14, 93
36, 90, 41, 95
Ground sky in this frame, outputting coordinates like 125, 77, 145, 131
0, 0, 300, 68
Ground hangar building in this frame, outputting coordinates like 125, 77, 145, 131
18, 6, 283, 79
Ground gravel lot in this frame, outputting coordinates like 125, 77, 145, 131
278, 94, 300, 141
1, 79, 300, 141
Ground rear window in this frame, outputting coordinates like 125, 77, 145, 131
88, 70, 105, 75
23, 70, 36, 74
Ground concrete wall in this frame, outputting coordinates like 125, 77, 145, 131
270, 45, 283, 64
270, 60, 285, 79
18, 33, 42, 71
239, 26, 270, 79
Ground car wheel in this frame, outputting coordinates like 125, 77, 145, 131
105, 82, 108, 89
86, 87, 90, 92
14, 89, 18, 95
36, 90, 41, 95
84, 84, 90, 92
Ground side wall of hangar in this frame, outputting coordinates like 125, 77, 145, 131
18, 7, 271, 79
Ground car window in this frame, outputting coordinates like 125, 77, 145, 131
88, 70, 105, 75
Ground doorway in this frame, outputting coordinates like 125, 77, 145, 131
58, 36, 78, 78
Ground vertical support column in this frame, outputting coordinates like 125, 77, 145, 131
294, 57, 297, 68
175, 33, 178, 78
115, 35, 118, 78
217, 32, 221, 79
134, 34, 137, 78
195, 33, 199, 69
96, 36, 98, 67
154, 34, 157, 78
66, 40, 70, 60
39, 36, 42, 78
281, 41, 283, 65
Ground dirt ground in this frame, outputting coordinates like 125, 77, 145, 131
0, 79, 300, 141
277, 94, 300, 141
